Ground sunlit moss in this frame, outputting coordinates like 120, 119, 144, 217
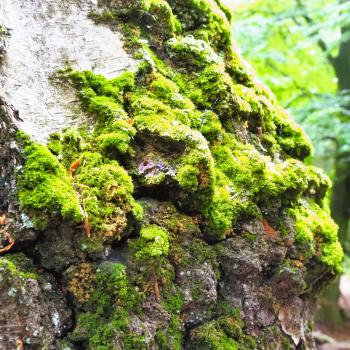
73, 152, 138, 237
166, 35, 221, 68
288, 200, 343, 271
17, 133, 82, 229
134, 225, 170, 261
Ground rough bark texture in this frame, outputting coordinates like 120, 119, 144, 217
0, 1, 343, 349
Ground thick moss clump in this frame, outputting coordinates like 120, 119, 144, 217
73, 152, 139, 237
166, 0, 232, 54
62, 59, 337, 263
166, 35, 221, 68
288, 200, 343, 271
188, 307, 257, 350
17, 132, 82, 229
134, 225, 170, 260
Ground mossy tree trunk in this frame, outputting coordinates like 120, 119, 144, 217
0, 1, 345, 349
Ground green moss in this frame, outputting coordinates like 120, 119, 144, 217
72, 262, 145, 350
17, 137, 82, 229
194, 111, 222, 142
1, 254, 39, 280
213, 0, 232, 22
199, 133, 323, 239
74, 152, 138, 237
274, 110, 312, 160
91, 0, 180, 46
288, 200, 343, 271
132, 201, 145, 222
202, 186, 238, 238
95, 118, 136, 156
128, 67, 217, 196
190, 323, 239, 350
134, 225, 170, 261
59, 127, 92, 168
187, 305, 257, 349
158, 292, 184, 350
47, 132, 62, 155
167, 0, 231, 54
63, 69, 129, 125
181, 64, 237, 119
143, 0, 181, 37
166, 35, 221, 68
110, 71, 135, 92
176, 164, 199, 191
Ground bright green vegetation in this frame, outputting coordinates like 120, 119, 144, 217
62, 63, 324, 245
17, 72, 141, 241
16, 131, 82, 229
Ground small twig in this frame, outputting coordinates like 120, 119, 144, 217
16, 339, 24, 350
82, 201, 91, 238
0, 232, 15, 254
69, 159, 80, 178
0, 214, 6, 225
70, 160, 91, 238
261, 219, 278, 238
153, 271, 160, 302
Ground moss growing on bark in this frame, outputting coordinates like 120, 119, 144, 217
166, 0, 232, 54
13, 0, 344, 347
166, 35, 221, 68
71, 262, 145, 350
1, 254, 39, 280
61, 57, 336, 247
73, 152, 138, 238
288, 200, 343, 271
188, 307, 257, 350
17, 132, 82, 229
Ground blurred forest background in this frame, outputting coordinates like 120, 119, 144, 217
230, 0, 350, 341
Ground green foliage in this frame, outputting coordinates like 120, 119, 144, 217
233, 0, 350, 169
